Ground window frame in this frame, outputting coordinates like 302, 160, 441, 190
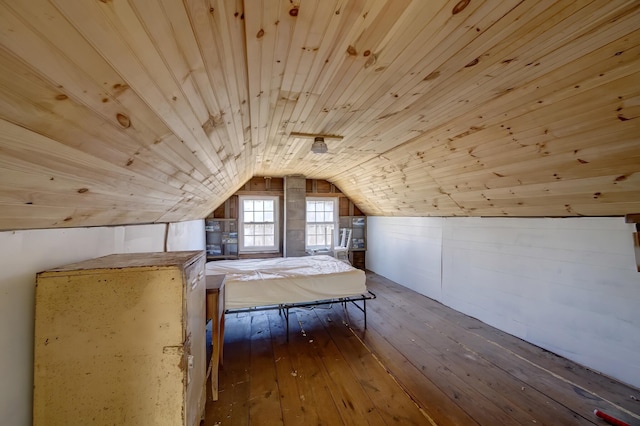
305, 197, 339, 251
238, 195, 280, 253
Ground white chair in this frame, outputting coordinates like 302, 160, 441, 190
333, 228, 352, 263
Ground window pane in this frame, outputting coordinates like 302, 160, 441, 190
305, 198, 337, 248
264, 224, 274, 235
241, 196, 278, 251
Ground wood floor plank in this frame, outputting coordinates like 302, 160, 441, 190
388, 286, 640, 424
340, 316, 480, 426
204, 312, 252, 426
293, 307, 388, 425
417, 291, 640, 416
358, 306, 527, 424
266, 309, 343, 425
248, 313, 283, 426
358, 278, 592, 425
264, 311, 308, 425
205, 272, 640, 426
308, 305, 433, 425
363, 273, 639, 425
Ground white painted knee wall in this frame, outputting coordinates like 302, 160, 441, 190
0, 220, 205, 425
366, 216, 640, 389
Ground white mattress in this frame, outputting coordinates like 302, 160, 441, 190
205, 255, 367, 309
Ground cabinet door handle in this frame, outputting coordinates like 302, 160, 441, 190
191, 271, 203, 290
187, 354, 194, 384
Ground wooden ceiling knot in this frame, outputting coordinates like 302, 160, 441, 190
465, 58, 479, 68
423, 71, 440, 81
364, 53, 377, 69
452, 0, 471, 15
116, 113, 130, 128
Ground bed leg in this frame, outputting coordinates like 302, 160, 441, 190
286, 307, 290, 343
364, 299, 367, 330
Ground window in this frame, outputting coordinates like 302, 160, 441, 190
306, 198, 338, 251
239, 196, 279, 252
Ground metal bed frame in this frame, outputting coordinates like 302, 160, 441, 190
224, 290, 377, 342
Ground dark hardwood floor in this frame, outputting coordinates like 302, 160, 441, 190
203, 271, 640, 425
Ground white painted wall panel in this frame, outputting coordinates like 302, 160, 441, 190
367, 217, 443, 299
120, 224, 166, 252
368, 216, 640, 389
167, 219, 205, 251
0, 222, 205, 425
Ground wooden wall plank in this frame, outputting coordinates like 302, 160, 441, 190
50, 0, 233, 181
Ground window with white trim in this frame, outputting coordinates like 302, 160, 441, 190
239, 196, 279, 252
306, 197, 338, 251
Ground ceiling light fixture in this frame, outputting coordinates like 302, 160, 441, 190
311, 137, 328, 154
289, 132, 344, 155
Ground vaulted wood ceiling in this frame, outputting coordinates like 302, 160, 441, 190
0, 0, 638, 230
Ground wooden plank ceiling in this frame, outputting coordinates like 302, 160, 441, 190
0, 0, 638, 229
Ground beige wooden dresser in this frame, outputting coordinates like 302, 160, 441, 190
33, 251, 206, 426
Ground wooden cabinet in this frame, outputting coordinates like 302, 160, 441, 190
205, 218, 238, 260
33, 251, 206, 426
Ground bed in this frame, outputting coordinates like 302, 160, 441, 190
205, 255, 376, 340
